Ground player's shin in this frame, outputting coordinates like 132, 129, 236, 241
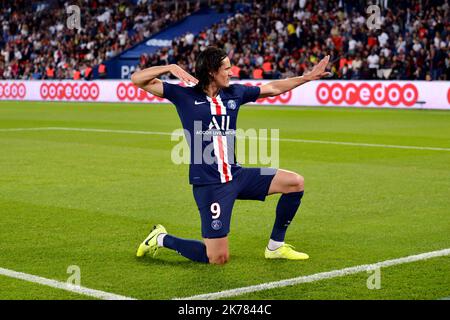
161, 234, 209, 263
268, 191, 304, 249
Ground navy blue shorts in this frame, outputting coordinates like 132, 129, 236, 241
192, 167, 277, 239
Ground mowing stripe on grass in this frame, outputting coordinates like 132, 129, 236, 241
0, 267, 136, 300
1, 127, 450, 152
174, 248, 450, 300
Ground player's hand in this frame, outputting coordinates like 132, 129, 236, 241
169, 64, 199, 86
302, 55, 333, 81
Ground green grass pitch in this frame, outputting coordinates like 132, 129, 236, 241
0, 100, 449, 300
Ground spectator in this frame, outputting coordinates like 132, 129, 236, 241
239, 65, 250, 79
46, 65, 55, 80
351, 54, 363, 80
84, 64, 93, 80
262, 59, 274, 79
252, 66, 264, 79
230, 64, 240, 78
98, 61, 107, 79
73, 68, 81, 80
367, 50, 380, 79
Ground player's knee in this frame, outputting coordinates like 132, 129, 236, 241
289, 173, 304, 193
208, 252, 229, 265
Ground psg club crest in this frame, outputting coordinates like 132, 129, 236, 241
227, 100, 236, 110
211, 220, 222, 230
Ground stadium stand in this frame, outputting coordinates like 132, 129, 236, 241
0, 0, 449, 80
138, 0, 450, 81
0, 0, 199, 80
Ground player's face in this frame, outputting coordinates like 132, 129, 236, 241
213, 57, 233, 88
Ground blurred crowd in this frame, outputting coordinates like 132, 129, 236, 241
0, 0, 197, 80
140, 0, 450, 81
1, 0, 449, 81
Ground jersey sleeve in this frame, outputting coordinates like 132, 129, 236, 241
162, 82, 181, 103
239, 84, 261, 105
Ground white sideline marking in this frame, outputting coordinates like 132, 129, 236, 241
279, 138, 450, 151
174, 248, 450, 300
0, 267, 136, 300
0, 127, 173, 136
1, 127, 449, 152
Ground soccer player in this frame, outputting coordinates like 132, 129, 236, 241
132, 47, 331, 264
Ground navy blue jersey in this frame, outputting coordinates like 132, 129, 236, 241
163, 82, 260, 185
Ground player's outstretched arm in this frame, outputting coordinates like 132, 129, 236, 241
131, 64, 199, 98
259, 55, 332, 98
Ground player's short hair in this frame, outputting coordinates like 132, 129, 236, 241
195, 46, 227, 91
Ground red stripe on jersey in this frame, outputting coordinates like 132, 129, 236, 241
211, 97, 230, 182
212, 97, 222, 115
216, 136, 229, 182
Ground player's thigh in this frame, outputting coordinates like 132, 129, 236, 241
193, 183, 236, 239
236, 167, 277, 201
203, 236, 229, 265
267, 169, 304, 195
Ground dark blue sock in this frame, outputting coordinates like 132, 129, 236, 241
270, 191, 304, 242
163, 234, 209, 263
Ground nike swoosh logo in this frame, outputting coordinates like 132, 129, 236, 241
144, 233, 157, 246
195, 101, 207, 105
